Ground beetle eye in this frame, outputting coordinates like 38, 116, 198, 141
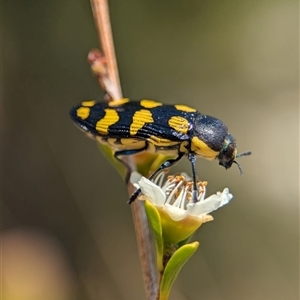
225, 148, 234, 159
219, 144, 235, 162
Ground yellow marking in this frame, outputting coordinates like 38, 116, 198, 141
140, 99, 163, 108
108, 98, 129, 107
77, 107, 90, 120
95, 135, 146, 150
148, 135, 178, 146
146, 142, 179, 155
168, 116, 189, 134
191, 137, 219, 160
130, 110, 154, 135
118, 139, 146, 150
96, 109, 119, 135
81, 100, 96, 107
120, 138, 143, 145
107, 138, 117, 146
179, 141, 189, 153
175, 104, 197, 112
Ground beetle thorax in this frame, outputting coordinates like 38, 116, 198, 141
190, 114, 229, 160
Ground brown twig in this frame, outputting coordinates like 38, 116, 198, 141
90, 0, 121, 100
89, 0, 158, 298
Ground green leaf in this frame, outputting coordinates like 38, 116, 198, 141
159, 242, 199, 300
177, 235, 193, 248
144, 200, 164, 271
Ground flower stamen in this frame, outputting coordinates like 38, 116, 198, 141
165, 177, 184, 205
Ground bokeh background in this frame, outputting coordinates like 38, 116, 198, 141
3, 1, 299, 299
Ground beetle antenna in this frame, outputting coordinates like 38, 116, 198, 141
236, 151, 252, 158
234, 151, 251, 174
233, 160, 243, 175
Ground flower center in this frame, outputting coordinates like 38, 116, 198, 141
153, 173, 207, 208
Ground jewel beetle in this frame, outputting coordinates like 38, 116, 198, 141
69, 98, 251, 203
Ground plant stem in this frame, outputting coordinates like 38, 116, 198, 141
89, 0, 158, 298
90, 0, 121, 100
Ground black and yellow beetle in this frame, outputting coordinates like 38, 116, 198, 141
69, 99, 251, 203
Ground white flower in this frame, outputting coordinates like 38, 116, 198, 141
136, 173, 233, 223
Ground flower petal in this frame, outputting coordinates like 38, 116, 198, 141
165, 204, 188, 221
130, 171, 143, 185
138, 177, 166, 206
186, 188, 233, 216
217, 188, 233, 207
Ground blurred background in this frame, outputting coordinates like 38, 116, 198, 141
3, 0, 298, 299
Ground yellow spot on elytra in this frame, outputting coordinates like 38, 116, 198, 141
108, 98, 129, 107
130, 110, 154, 135
191, 137, 219, 160
81, 100, 96, 107
77, 107, 90, 120
140, 99, 163, 109
175, 104, 197, 112
168, 116, 189, 134
148, 135, 178, 146
96, 109, 119, 135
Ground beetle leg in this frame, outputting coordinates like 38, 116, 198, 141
187, 153, 198, 203
128, 152, 185, 204
148, 152, 185, 180
114, 146, 148, 184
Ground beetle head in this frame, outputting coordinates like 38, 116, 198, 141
218, 134, 251, 174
